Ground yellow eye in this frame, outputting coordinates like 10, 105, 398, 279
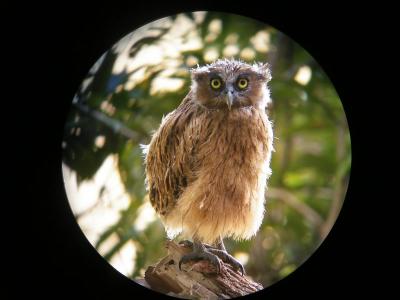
210, 78, 222, 89
237, 78, 248, 89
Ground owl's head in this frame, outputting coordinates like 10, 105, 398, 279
190, 59, 272, 110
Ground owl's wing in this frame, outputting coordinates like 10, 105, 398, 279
144, 96, 199, 216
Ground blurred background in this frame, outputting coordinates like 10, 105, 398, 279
62, 12, 351, 288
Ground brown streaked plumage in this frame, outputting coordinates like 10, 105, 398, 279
143, 59, 273, 274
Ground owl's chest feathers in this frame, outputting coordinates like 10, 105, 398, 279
195, 106, 270, 175
163, 106, 272, 243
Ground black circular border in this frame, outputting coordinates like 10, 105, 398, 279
25, 2, 367, 299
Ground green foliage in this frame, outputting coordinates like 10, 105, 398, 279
62, 12, 351, 287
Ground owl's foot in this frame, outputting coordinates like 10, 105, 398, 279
179, 239, 245, 275
207, 248, 245, 276
178, 242, 222, 274
178, 240, 194, 248
179, 240, 215, 250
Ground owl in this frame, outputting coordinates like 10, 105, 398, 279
143, 59, 273, 275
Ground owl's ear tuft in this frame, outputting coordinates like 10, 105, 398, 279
254, 62, 272, 83
190, 67, 208, 81
189, 67, 198, 76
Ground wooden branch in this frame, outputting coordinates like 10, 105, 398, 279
142, 241, 263, 299
72, 102, 139, 140
268, 187, 324, 229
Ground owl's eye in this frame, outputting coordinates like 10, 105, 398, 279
210, 78, 222, 89
237, 78, 249, 90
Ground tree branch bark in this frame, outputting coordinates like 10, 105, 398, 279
72, 102, 139, 140
140, 240, 263, 299
267, 187, 324, 230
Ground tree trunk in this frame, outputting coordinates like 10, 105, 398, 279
139, 240, 263, 299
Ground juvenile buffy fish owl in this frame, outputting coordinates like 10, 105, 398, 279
143, 59, 273, 275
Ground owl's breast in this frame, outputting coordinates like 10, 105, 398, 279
162, 106, 273, 243
198, 106, 272, 169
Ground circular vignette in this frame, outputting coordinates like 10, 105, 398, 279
61, 11, 351, 298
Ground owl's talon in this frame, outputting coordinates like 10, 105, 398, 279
179, 240, 217, 250
178, 249, 222, 274
208, 248, 246, 276
178, 240, 194, 248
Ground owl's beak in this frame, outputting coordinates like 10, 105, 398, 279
226, 90, 235, 110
